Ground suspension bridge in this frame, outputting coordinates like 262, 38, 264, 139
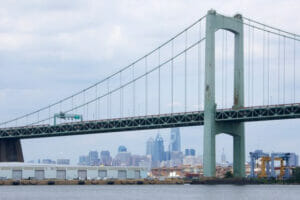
0, 10, 299, 177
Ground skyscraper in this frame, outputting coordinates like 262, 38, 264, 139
100, 150, 112, 166
118, 145, 127, 153
152, 134, 165, 166
146, 137, 154, 156
78, 155, 89, 165
221, 148, 226, 164
185, 149, 196, 156
88, 150, 99, 166
169, 128, 181, 152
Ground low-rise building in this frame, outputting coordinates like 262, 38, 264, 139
0, 162, 148, 180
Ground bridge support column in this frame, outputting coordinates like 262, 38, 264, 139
203, 10, 245, 177
233, 125, 245, 177
0, 139, 24, 162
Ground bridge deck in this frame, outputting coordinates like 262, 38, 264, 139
1, 104, 300, 139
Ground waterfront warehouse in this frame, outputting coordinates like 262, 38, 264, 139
0, 162, 148, 180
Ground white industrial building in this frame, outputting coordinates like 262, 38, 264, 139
0, 162, 148, 180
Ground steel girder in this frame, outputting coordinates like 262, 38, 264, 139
0, 104, 300, 139
215, 104, 300, 122
0, 112, 204, 139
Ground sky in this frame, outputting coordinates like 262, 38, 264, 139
0, 0, 300, 164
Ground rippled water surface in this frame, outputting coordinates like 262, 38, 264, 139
0, 185, 300, 200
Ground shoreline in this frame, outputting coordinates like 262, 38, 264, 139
0, 178, 299, 186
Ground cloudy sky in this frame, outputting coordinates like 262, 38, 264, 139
0, 0, 300, 164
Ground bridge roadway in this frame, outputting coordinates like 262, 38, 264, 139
1, 103, 300, 139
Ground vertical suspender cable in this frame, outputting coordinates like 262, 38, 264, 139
107, 79, 110, 118
48, 106, 51, 124
158, 48, 161, 115
184, 30, 187, 112
278, 33, 280, 104
132, 64, 135, 116
86, 93, 88, 120
262, 26, 265, 105
71, 96, 74, 112
225, 31, 228, 108
145, 57, 148, 115
294, 35, 296, 103
82, 92, 85, 119
267, 31, 270, 105
251, 25, 254, 106
95, 87, 97, 120
171, 40, 174, 113
98, 88, 101, 119
120, 71, 123, 118
222, 30, 224, 108
248, 22, 251, 106
198, 21, 201, 110
283, 36, 286, 103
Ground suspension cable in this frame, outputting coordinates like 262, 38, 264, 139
145, 56, 148, 115
267, 31, 270, 105
132, 64, 135, 116
222, 30, 225, 108
120, 71, 123, 118
198, 21, 201, 110
251, 25, 254, 106
294, 35, 296, 103
184, 30, 188, 112
278, 33, 280, 104
95, 85, 97, 119
0, 15, 207, 126
225, 31, 228, 108
107, 79, 110, 118
243, 17, 300, 38
248, 21, 251, 106
158, 48, 161, 115
28, 38, 207, 125
263, 26, 265, 105
283, 36, 286, 103
171, 40, 174, 113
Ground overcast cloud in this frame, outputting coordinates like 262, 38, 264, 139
0, 0, 300, 164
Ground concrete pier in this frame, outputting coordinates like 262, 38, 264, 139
0, 139, 24, 162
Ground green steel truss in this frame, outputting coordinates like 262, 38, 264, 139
0, 104, 300, 139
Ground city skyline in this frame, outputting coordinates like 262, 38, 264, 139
0, 1, 299, 167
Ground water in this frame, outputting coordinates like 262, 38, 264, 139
0, 185, 300, 200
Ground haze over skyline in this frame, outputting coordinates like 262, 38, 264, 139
0, 0, 300, 164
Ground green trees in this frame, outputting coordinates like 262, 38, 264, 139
292, 167, 300, 183
224, 171, 233, 178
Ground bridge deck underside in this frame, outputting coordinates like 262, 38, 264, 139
1, 104, 300, 139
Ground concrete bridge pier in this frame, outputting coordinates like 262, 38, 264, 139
0, 139, 24, 162
203, 10, 245, 177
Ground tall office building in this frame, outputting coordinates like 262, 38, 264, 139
100, 150, 112, 166
88, 151, 99, 166
118, 145, 127, 153
146, 137, 154, 156
78, 155, 89, 165
221, 148, 226, 164
185, 149, 196, 156
152, 134, 165, 167
113, 152, 132, 166
57, 159, 70, 165
169, 128, 181, 152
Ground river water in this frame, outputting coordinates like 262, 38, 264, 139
0, 185, 299, 200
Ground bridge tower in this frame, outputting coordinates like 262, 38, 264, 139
203, 10, 245, 177
0, 139, 24, 162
